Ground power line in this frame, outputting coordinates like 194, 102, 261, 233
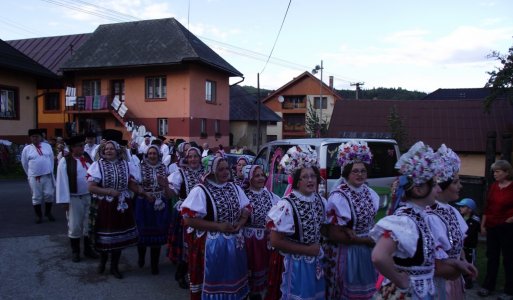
34, 0, 361, 86
260, 0, 292, 74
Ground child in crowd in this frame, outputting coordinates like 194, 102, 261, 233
456, 198, 481, 289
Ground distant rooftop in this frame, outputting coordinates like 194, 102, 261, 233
230, 85, 281, 122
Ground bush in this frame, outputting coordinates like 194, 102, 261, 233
0, 142, 25, 179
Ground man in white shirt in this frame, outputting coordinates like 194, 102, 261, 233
21, 129, 56, 224
83, 131, 97, 160
138, 134, 152, 156
202, 142, 213, 158
56, 135, 98, 262
158, 135, 170, 160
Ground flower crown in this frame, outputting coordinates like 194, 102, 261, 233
280, 145, 319, 175
337, 140, 373, 168
395, 141, 441, 186
436, 144, 460, 182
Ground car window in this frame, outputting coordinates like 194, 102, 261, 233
325, 142, 398, 179
254, 147, 269, 173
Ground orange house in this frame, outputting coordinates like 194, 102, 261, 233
10, 18, 242, 145
262, 72, 342, 140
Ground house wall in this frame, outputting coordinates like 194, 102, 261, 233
37, 88, 68, 138
266, 112, 283, 140
230, 121, 270, 153
0, 69, 37, 144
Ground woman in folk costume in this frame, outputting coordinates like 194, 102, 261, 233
233, 156, 249, 187
324, 140, 379, 299
167, 146, 204, 288
370, 141, 441, 299
242, 164, 280, 300
134, 145, 173, 275
266, 146, 327, 300
180, 156, 251, 299
426, 144, 477, 299
87, 129, 139, 279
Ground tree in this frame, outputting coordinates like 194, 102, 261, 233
484, 43, 513, 111
388, 105, 408, 152
305, 102, 329, 138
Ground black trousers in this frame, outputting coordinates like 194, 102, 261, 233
482, 223, 513, 294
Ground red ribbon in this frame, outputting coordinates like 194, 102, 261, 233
34, 144, 43, 156
78, 157, 88, 170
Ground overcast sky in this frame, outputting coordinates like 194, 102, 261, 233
2, 0, 513, 93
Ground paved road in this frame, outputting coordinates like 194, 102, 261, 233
0, 179, 188, 300
0, 179, 493, 300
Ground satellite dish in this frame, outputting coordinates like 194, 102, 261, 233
278, 95, 285, 103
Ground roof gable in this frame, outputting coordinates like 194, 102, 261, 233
422, 88, 505, 100
0, 39, 56, 78
61, 18, 241, 76
230, 85, 281, 122
7, 33, 91, 76
327, 99, 513, 152
262, 71, 342, 103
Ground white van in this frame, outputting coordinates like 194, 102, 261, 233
254, 138, 400, 208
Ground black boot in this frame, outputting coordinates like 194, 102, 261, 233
97, 252, 108, 274
137, 246, 146, 268
150, 247, 160, 275
175, 261, 189, 289
70, 238, 81, 262
110, 250, 123, 279
34, 204, 43, 224
83, 237, 99, 259
44, 202, 55, 222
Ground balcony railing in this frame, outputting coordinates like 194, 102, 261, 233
282, 102, 306, 109
283, 123, 305, 132
66, 94, 115, 112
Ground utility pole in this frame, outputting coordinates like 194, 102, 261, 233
256, 73, 261, 152
312, 60, 324, 137
350, 82, 365, 100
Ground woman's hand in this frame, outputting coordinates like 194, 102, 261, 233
480, 226, 487, 235
217, 222, 237, 233
107, 188, 120, 197
157, 175, 168, 188
395, 272, 410, 289
307, 244, 321, 257
144, 192, 156, 202
505, 216, 513, 223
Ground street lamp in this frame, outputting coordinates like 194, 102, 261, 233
312, 60, 323, 137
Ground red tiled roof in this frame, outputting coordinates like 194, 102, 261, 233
327, 99, 513, 153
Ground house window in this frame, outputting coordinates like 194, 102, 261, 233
0, 87, 18, 119
214, 119, 221, 134
205, 80, 216, 103
313, 96, 328, 109
146, 76, 166, 99
83, 80, 101, 96
267, 135, 278, 142
200, 118, 207, 138
44, 92, 60, 111
283, 114, 305, 132
158, 118, 168, 135
111, 80, 125, 101
282, 95, 306, 109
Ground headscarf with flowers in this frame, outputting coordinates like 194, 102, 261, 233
279, 145, 320, 176
337, 140, 373, 168
436, 144, 460, 182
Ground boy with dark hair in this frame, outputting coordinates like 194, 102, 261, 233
456, 197, 481, 289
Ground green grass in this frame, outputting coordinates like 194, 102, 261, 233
476, 241, 505, 290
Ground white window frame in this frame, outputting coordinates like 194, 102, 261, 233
158, 118, 168, 135
205, 80, 216, 103
0, 88, 17, 119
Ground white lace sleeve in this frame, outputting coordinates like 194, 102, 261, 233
369, 215, 420, 259
326, 192, 351, 226
180, 186, 207, 219
236, 185, 251, 209
168, 170, 183, 194
368, 187, 380, 212
87, 161, 101, 183
266, 200, 295, 235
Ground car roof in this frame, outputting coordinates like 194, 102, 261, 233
262, 138, 398, 147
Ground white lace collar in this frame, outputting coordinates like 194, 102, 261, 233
292, 190, 316, 202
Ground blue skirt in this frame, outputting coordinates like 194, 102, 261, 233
135, 196, 170, 246
342, 244, 378, 299
202, 232, 249, 300
281, 254, 325, 300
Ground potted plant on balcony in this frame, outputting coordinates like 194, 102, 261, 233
200, 132, 208, 139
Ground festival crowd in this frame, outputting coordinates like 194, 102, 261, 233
19, 128, 513, 300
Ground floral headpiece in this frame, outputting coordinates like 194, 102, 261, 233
280, 145, 319, 176
395, 141, 441, 186
337, 140, 373, 168
436, 144, 460, 182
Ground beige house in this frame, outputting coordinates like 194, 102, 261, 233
0, 39, 58, 144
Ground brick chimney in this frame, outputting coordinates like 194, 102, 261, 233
329, 76, 334, 90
